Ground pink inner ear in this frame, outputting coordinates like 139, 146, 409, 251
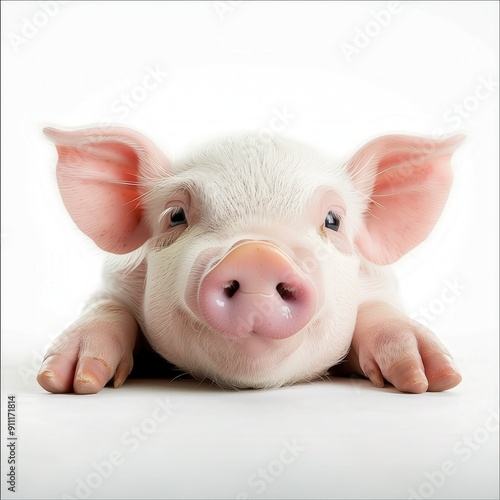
56, 143, 149, 254
351, 135, 464, 265
45, 126, 169, 254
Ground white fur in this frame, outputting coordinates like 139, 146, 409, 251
101, 133, 397, 388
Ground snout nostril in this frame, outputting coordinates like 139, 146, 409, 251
276, 282, 296, 301
223, 280, 240, 298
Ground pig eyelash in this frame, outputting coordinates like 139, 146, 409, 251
158, 207, 187, 227
158, 206, 176, 224
158, 206, 188, 228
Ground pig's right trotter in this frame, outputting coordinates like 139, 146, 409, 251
37, 302, 139, 394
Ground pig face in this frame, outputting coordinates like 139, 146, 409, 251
44, 127, 463, 389
140, 136, 364, 388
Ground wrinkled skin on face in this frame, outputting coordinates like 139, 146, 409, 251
38, 126, 463, 394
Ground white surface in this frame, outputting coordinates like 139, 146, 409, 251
2, 345, 499, 500
1, 1, 498, 499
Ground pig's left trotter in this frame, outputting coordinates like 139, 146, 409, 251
332, 301, 462, 393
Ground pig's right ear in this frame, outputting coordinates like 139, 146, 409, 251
44, 126, 171, 254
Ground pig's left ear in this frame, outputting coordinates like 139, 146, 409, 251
347, 134, 464, 265
44, 126, 171, 254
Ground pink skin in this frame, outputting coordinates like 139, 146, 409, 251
37, 126, 464, 394
198, 241, 317, 340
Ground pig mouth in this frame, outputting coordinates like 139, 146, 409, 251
200, 318, 305, 366
178, 306, 304, 357
157, 311, 320, 387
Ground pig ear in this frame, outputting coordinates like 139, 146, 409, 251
44, 126, 170, 254
348, 134, 464, 265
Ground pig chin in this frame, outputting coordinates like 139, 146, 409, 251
146, 310, 347, 389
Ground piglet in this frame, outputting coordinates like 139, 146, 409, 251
37, 126, 463, 394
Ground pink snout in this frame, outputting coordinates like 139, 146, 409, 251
198, 242, 316, 339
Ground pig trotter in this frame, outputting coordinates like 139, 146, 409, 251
37, 302, 138, 394
334, 301, 462, 393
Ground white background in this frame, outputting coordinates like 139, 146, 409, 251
1, 2, 498, 499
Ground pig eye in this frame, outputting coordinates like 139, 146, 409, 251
325, 211, 341, 232
170, 207, 187, 227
